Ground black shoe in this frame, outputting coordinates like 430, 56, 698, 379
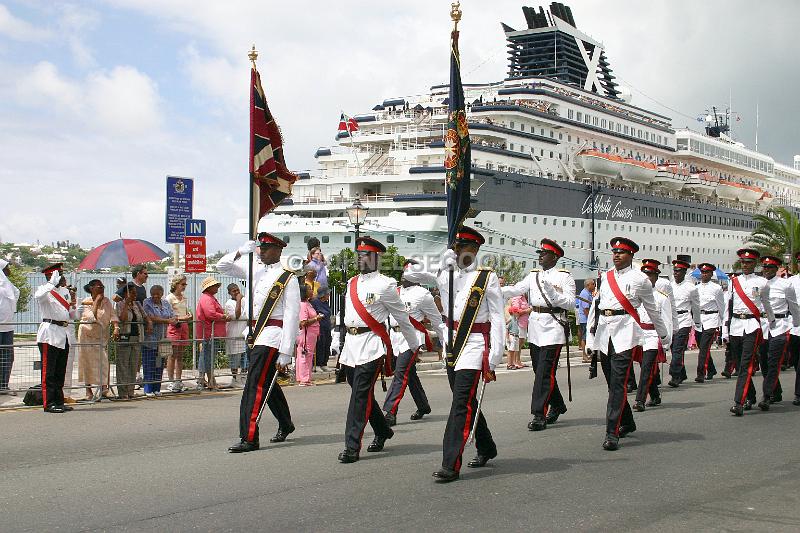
705, 374, 714, 381
730, 404, 743, 416
721, 370, 731, 378
645, 394, 662, 407
679, 376, 687, 383
633, 401, 645, 412
758, 399, 770, 411
619, 423, 637, 438
60, 405, 74, 412
228, 439, 260, 453
602, 438, 619, 451
44, 405, 65, 413
269, 423, 295, 443
744, 400, 753, 411
527, 415, 547, 431
385, 412, 397, 426
367, 429, 393, 452
694, 376, 704, 383
410, 406, 431, 420
793, 397, 800, 406
668, 379, 680, 388
770, 393, 782, 404
467, 449, 497, 468
627, 383, 638, 393
338, 448, 359, 463
545, 405, 567, 424
732, 370, 739, 377
432, 468, 459, 482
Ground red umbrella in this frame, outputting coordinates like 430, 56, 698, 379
78, 239, 169, 270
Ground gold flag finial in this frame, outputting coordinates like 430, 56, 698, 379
450, 2, 462, 30
248, 45, 258, 67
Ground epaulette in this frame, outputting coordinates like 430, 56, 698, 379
656, 290, 668, 297
478, 266, 493, 271
530, 268, 541, 272
558, 268, 569, 273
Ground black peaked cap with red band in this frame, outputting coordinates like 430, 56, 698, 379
257, 231, 287, 248
356, 236, 386, 253
454, 226, 485, 246
640, 258, 661, 268
672, 259, 691, 270
641, 264, 661, 275
737, 248, 760, 260
610, 237, 639, 254
761, 255, 782, 267
537, 238, 564, 258
698, 262, 716, 272
42, 263, 63, 275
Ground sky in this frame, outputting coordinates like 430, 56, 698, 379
1, 0, 799, 254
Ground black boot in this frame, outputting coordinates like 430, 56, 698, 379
269, 423, 295, 443
228, 439, 259, 453
385, 412, 397, 426
633, 401, 645, 412
432, 468, 459, 482
730, 403, 743, 416
367, 429, 394, 452
527, 415, 547, 431
757, 398, 770, 411
545, 405, 567, 424
467, 449, 497, 468
410, 406, 431, 420
338, 448, 359, 463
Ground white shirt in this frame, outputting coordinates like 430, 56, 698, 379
638, 288, 673, 351
35, 282, 79, 349
696, 280, 726, 330
0, 271, 20, 333
791, 274, 800, 336
763, 275, 800, 337
216, 252, 300, 355
340, 271, 419, 366
655, 277, 678, 327
671, 278, 701, 330
389, 284, 443, 354
723, 273, 774, 338
437, 263, 505, 372
586, 266, 671, 354
502, 266, 576, 346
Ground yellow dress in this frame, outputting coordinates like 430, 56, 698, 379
77, 296, 118, 385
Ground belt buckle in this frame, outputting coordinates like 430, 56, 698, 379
737, 313, 746, 319
603, 310, 613, 317
347, 327, 359, 335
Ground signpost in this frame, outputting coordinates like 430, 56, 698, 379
184, 219, 207, 273
166, 176, 194, 269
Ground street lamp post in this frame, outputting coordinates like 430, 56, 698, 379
346, 196, 369, 251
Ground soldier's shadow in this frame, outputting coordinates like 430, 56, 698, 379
548, 417, 603, 428
652, 401, 706, 410
619, 430, 705, 448
464, 456, 626, 480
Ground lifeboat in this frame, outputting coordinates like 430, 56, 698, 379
653, 164, 688, 191
738, 184, 763, 204
684, 171, 717, 197
574, 149, 621, 179
759, 191, 775, 207
715, 179, 741, 201
619, 158, 657, 184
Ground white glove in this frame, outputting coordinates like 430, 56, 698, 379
49, 270, 61, 287
660, 336, 672, 351
488, 363, 496, 372
441, 249, 457, 269
277, 353, 291, 367
585, 347, 594, 357
238, 240, 257, 256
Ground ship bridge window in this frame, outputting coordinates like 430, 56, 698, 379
500, 238, 505, 245
283, 236, 290, 243
344, 235, 352, 243
523, 216, 527, 223
509, 143, 515, 151
512, 215, 516, 222
601, 119, 606, 129
593, 117, 598, 126
533, 217, 538, 223
576, 112, 582, 121
520, 124, 525, 132
500, 214, 505, 222
510, 121, 515, 128
543, 218, 547, 225
322, 236, 329, 244
407, 236, 415, 243
572, 221, 576, 227
488, 237, 493, 244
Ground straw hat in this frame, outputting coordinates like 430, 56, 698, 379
200, 276, 221, 292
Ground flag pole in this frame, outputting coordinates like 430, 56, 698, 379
247, 45, 259, 344
446, 2, 462, 361
343, 112, 362, 175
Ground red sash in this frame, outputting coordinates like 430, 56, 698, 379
732, 277, 761, 321
408, 316, 433, 351
349, 277, 394, 376
49, 290, 71, 311
605, 270, 646, 328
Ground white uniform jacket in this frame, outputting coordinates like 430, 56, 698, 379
340, 271, 419, 366
638, 289, 673, 351
764, 276, 800, 337
655, 277, 678, 329
35, 282, 79, 349
671, 278, 701, 330
502, 266, 576, 346
389, 284, 443, 353
791, 275, 800, 337
216, 252, 300, 356
586, 266, 671, 354
722, 273, 774, 339
437, 264, 505, 372
696, 280, 726, 331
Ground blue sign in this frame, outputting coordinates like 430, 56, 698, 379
185, 219, 206, 237
165, 176, 194, 243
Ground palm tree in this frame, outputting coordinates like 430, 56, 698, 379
749, 207, 800, 272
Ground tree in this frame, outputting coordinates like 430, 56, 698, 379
483, 254, 525, 284
749, 207, 800, 272
6, 265, 31, 313
327, 246, 406, 291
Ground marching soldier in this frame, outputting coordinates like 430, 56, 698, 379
338, 236, 420, 463
756, 256, 800, 410
502, 238, 575, 431
382, 261, 443, 425
35, 263, 79, 413
791, 252, 800, 406
695, 263, 726, 382
433, 227, 504, 482
668, 255, 701, 387
633, 262, 672, 411
586, 238, 671, 451
218, 232, 300, 453
722, 248, 775, 416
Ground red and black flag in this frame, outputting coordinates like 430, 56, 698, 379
338, 113, 359, 136
250, 67, 297, 235
444, 26, 471, 247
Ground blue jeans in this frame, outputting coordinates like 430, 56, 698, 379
141, 346, 163, 393
199, 339, 223, 373
0, 330, 13, 391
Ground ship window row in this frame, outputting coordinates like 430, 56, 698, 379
566, 109, 664, 146
631, 206, 757, 229
298, 234, 415, 245
680, 138, 774, 174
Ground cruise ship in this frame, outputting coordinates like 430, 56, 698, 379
246, 2, 800, 279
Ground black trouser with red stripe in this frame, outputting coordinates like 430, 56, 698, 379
635, 349, 660, 404
530, 343, 566, 417
600, 340, 634, 443
38, 342, 68, 410
382, 349, 429, 416
238, 345, 292, 443
442, 366, 496, 473
759, 331, 789, 400
730, 331, 760, 406
789, 334, 800, 369
345, 356, 392, 452
696, 328, 718, 378
669, 326, 691, 381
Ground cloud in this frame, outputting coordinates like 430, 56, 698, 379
57, 3, 101, 68
0, 3, 51, 41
